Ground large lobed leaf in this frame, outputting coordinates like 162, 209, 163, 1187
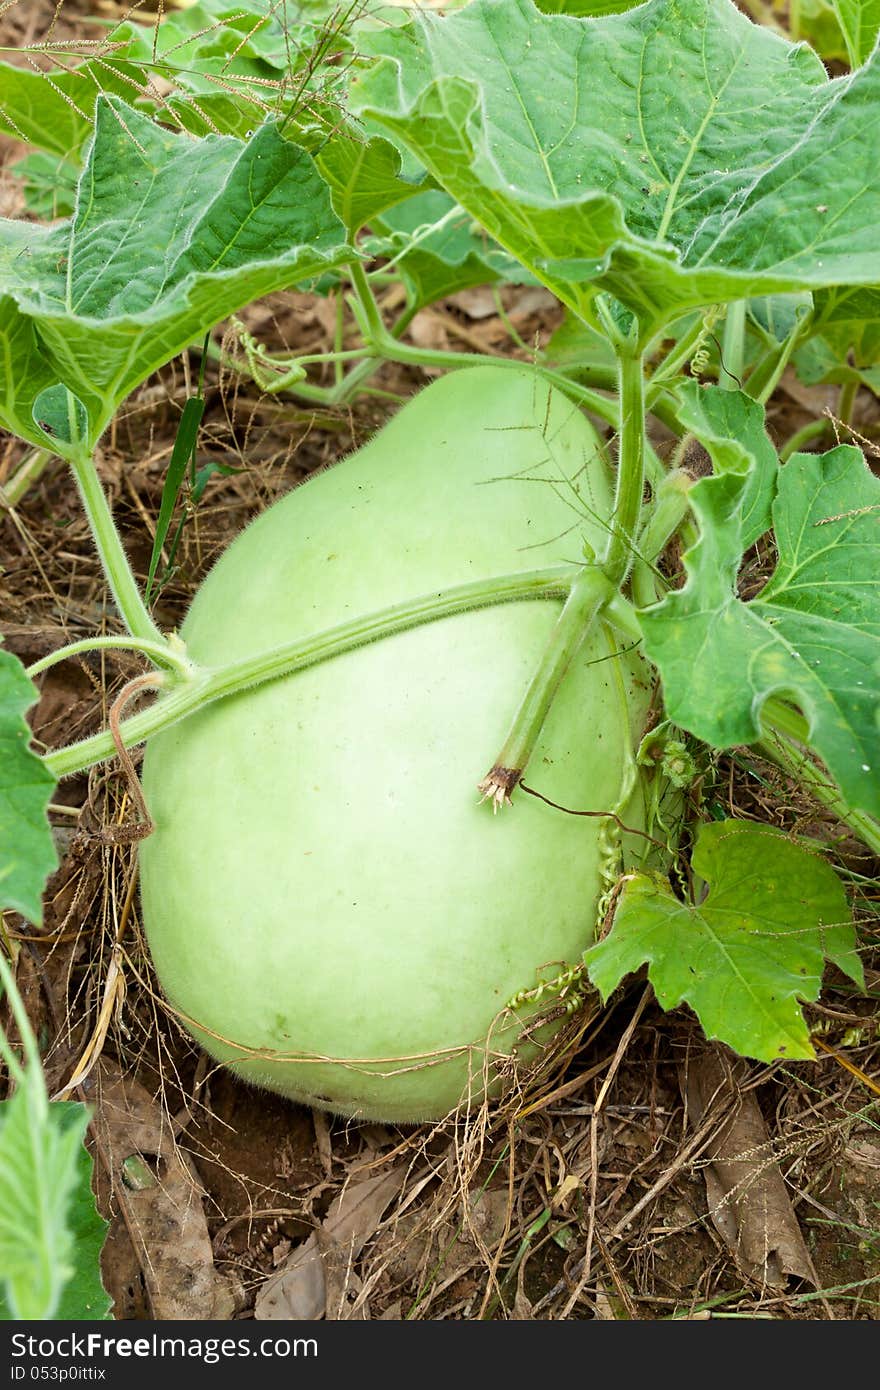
0, 648, 57, 926
0, 97, 352, 454
586, 821, 863, 1063
351, 0, 880, 335
640, 440, 880, 819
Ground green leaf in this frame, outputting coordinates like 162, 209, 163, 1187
352, 0, 880, 336
536, 1, 643, 12
0, 0, 319, 160
543, 309, 618, 377
146, 396, 205, 602
798, 284, 880, 391
370, 189, 534, 309
0, 97, 352, 454
748, 293, 813, 347
51, 1103, 112, 1321
316, 131, 418, 234
32, 384, 89, 448
814, 284, 880, 330
9, 151, 79, 221
795, 332, 880, 393
0, 1091, 86, 1320
831, 0, 880, 66
0, 954, 110, 1321
0, 1097, 111, 1322
640, 444, 880, 818
0, 1089, 111, 1317
586, 820, 863, 1062
0, 59, 131, 159
672, 382, 778, 548
0, 647, 57, 926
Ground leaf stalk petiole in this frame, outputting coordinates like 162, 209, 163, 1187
477, 566, 616, 808
69, 450, 164, 645
42, 567, 581, 781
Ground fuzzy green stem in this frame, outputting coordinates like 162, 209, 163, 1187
630, 468, 692, 609
27, 636, 194, 681
0, 949, 40, 1087
601, 591, 643, 644
719, 300, 746, 390
477, 567, 614, 806
70, 452, 164, 644
0, 449, 53, 509
790, 0, 801, 40
601, 344, 645, 588
42, 567, 579, 780
646, 315, 710, 395
746, 308, 813, 405
757, 727, 880, 859
333, 290, 345, 390
838, 378, 859, 429
347, 262, 622, 427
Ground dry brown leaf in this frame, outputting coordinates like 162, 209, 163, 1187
447, 287, 498, 321
778, 366, 836, 416
254, 1168, 405, 1321
383, 1186, 510, 1290
507, 288, 558, 321
407, 311, 450, 373
512, 1288, 534, 1320
88, 1060, 228, 1320
845, 1133, 880, 1170
684, 1046, 816, 1289
592, 1285, 618, 1320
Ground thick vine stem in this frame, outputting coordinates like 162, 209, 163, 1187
480, 340, 650, 809
346, 262, 622, 428
42, 566, 579, 780
757, 721, 880, 859
630, 468, 693, 610
747, 306, 813, 405
601, 342, 646, 589
0, 448, 53, 509
477, 567, 614, 811
27, 634, 195, 682
719, 299, 746, 390
70, 450, 164, 645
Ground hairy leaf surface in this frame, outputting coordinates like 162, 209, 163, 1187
0, 648, 57, 926
586, 821, 862, 1062
0, 98, 351, 453
640, 444, 880, 818
316, 132, 419, 234
0, 1090, 109, 1320
352, 0, 880, 334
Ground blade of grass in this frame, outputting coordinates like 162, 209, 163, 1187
145, 394, 204, 604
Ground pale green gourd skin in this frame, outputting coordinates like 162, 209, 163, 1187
139, 366, 655, 1123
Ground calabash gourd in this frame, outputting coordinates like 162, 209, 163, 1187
139, 366, 657, 1122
